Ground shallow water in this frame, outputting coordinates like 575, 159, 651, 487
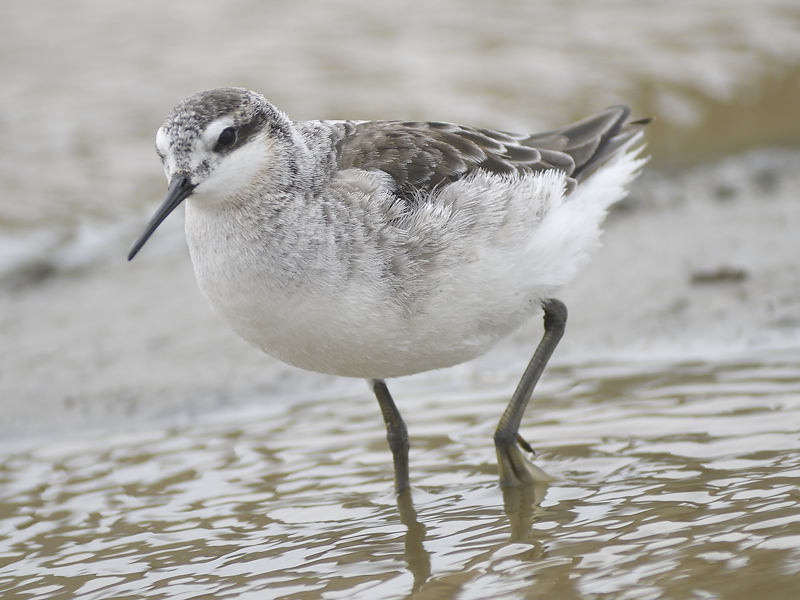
3, 350, 800, 599
2, 0, 800, 598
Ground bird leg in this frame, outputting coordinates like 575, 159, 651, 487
371, 378, 411, 493
494, 298, 567, 486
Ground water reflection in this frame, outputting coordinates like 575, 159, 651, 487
2, 350, 800, 598
501, 484, 551, 543
396, 491, 430, 593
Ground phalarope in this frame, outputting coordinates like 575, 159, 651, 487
129, 88, 649, 491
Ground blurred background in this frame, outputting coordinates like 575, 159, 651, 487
3, 2, 800, 598
2, 0, 799, 435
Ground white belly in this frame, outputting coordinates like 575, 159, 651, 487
186, 233, 522, 378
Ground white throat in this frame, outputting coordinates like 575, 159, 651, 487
191, 135, 272, 205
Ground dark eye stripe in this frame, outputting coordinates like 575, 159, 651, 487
209, 112, 270, 155
238, 112, 270, 144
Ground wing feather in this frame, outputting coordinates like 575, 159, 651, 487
328, 107, 649, 201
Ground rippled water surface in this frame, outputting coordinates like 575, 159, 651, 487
4, 351, 800, 599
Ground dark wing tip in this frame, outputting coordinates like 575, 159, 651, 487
566, 106, 650, 182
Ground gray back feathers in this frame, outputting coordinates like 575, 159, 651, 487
330, 106, 649, 201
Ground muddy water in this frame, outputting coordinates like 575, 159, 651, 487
2, 0, 800, 598
4, 352, 800, 599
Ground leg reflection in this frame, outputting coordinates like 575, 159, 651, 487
501, 482, 551, 542
396, 489, 431, 592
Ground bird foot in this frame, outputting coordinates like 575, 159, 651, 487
495, 437, 557, 486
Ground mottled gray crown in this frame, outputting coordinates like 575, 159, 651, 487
159, 88, 289, 158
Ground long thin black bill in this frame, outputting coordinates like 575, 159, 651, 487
128, 175, 196, 261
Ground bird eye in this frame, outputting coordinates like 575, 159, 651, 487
216, 127, 236, 149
